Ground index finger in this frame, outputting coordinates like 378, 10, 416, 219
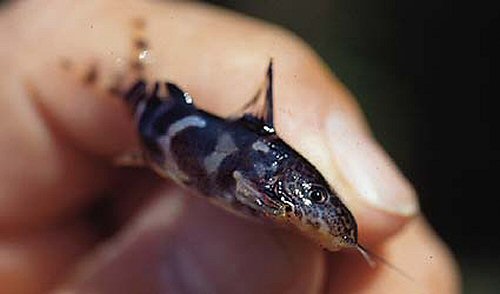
5, 0, 417, 243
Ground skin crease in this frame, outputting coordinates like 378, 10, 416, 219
0, 0, 460, 293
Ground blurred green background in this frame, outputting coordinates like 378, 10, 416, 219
205, 1, 496, 293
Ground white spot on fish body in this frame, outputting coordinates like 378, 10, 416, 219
203, 133, 239, 174
263, 125, 275, 133
166, 115, 206, 137
252, 140, 270, 153
184, 92, 193, 104
156, 115, 207, 181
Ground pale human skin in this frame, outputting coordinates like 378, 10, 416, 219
0, 0, 460, 293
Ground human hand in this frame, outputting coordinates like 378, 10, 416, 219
0, 0, 460, 293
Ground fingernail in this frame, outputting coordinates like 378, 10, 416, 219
325, 111, 419, 216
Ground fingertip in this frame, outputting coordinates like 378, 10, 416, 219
266, 41, 420, 244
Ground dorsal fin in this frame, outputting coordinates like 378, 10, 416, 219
232, 60, 275, 134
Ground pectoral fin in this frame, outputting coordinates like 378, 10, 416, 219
233, 170, 284, 216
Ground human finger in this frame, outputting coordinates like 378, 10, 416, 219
0, 222, 95, 294
6, 0, 419, 242
55, 185, 325, 294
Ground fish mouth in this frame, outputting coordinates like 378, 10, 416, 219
279, 211, 359, 252
278, 196, 295, 214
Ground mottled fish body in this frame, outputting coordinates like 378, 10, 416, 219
124, 62, 358, 251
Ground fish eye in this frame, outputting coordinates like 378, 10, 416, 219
308, 186, 327, 203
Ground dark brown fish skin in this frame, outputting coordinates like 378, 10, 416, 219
123, 80, 358, 251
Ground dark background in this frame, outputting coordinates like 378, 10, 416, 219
204, 1, 497, 293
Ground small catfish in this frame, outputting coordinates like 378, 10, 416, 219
122, 61, 370, 256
